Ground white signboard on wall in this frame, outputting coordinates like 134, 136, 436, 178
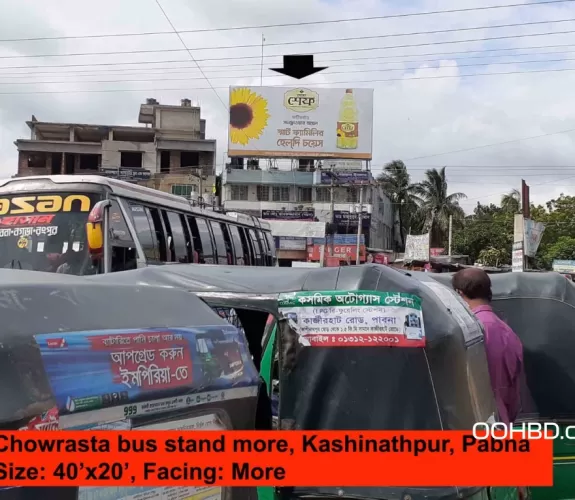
228, 86, 374, 159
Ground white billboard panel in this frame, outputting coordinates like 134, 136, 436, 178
228, 86, 373, 159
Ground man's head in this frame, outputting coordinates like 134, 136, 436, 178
452, 268, 492, 307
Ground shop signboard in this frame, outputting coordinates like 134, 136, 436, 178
262, 209, 315, 220
320, 171, 371, 185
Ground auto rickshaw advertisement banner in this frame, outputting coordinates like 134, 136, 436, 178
227, 86, 374, 159
33, 326, 260, 421
278, 290, 425, 347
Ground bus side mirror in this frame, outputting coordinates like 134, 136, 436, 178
86, 200, 112, 260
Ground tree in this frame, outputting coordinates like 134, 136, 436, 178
531, 194, 575, 268
451, 202, 514, 265
413, 167, 466, 247
501, 189, 521, 213
377, 160, 422, 250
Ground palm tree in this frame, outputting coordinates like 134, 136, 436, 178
414, 167, 466, 247
501, 189, 521, 213
377, 160, 422, 250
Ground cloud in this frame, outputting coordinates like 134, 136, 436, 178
1, 0, 575, 212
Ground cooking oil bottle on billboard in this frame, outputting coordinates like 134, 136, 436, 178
336, 89, 358, 150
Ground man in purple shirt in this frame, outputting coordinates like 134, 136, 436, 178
452, 268, 524, 424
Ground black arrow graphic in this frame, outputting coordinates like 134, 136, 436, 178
270, 55, 327, 80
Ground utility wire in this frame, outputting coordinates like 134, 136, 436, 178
153, 0, 228, 111
5, 65, 575, 95
5, 46, 575, 78
5, 55, 575, 85
4, 19, 575, 60
1, 0, 571, 42
5, 41, 575, 72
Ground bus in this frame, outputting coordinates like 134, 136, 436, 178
0, 175, 276, 275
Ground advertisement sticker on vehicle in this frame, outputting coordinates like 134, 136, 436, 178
278, 290, 425, 347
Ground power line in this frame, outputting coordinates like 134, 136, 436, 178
4, 41, 575, 72
5, 65, 575, 95
401, 128, 575, 162
4, 19, 575, 60
5, 46, 575, 78
1, 0, 572, 43
6, 55, 575, 86
152, 0, 228, 112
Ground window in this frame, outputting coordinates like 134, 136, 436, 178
315, 188, 330, 202
264, 231, 276, 265
129, 204, 160, 262
171, 184, 197, 198
347, 187, 359, 203
220, 224, 235, 265
231, 185, 248, 201
272, 186, 290, 202
186, 216, 202, 263
79, 154, 99, 170
228, 225, 245, 265
238, 227, 253, 265
209, 221, 229, 265
163, 211, 191, 263
195, 217, 215, 264
248, 229, 263, 265
109, 198, 137, 273
147, 207, 168, 262
298, 187, 312, 202
121, 152, 143, 168
256, 230, 271, 266
160, 151, 170, 173
256, 186, 270, 201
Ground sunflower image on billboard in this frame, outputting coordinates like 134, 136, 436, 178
229, 88, 270, 146
227, 86, 373, 159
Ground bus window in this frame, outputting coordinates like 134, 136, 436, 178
228, 225, 245, 265
195, 217, 215, 264
147, 207, 168, 262
209, 221, 229, 265
237, 227, 253, 265
186, 215, 202, 263
264, 230, 276, 266
248, 229, 263, 265
109, 198, 137, 272
220, 223, 236, 265
129, 204, 160, 263
162, 211, 190, 263
256, 229, 271, 266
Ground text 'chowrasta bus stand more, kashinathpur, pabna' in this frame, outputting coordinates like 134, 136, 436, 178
90, 263, 521, 500
0, 268, 263, 500
429, 270, 575, 500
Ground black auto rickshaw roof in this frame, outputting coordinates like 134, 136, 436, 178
91, 263, 494, 500
0, 269, 233, 425
428, 270, 575, 420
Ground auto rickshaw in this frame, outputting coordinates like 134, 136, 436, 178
92, 263, 523, 500
0, 268, 264, 500
428, 271, 575, 500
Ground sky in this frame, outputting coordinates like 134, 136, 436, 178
2, 0, 575, 213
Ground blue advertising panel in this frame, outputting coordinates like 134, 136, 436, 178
34, 326, 260, 418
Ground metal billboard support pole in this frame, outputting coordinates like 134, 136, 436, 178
356, 185, 363, 265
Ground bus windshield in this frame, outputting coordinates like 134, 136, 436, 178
0, 192, 102, 274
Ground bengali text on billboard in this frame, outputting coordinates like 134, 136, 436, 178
228, 86, 373, 159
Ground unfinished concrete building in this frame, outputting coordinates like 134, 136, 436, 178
14, 98, 217, 202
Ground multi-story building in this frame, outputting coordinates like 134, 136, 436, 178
14, 99, 217, 203
222, 159, 395, 264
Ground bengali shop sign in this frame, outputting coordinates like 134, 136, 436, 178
278, 290, 425, 347
307, 244, 366, 261
228, 86, 373, 159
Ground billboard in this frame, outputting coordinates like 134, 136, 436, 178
228, 86, 373, 159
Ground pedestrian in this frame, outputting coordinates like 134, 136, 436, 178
451, 268, 524, 425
